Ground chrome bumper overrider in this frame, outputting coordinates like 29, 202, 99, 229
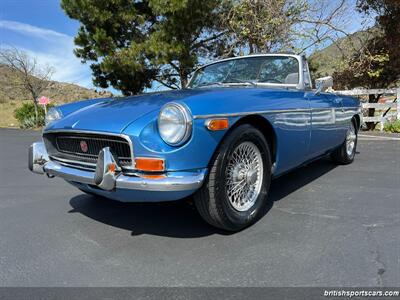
29, 141, 205, 192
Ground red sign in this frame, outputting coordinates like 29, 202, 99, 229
38, 96, 50, 105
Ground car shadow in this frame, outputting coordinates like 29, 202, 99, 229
269, 157, 338, 203
68, 195, 227, 238
68, 157, 338, 238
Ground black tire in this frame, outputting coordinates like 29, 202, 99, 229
194, 124, 272, 231
331, 118, 358, 165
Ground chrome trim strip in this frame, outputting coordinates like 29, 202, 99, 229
56, 135, 131, 143
193, 107, 359, 119
53, 160, 95, 172
193, 108, 309, 119
50, 155, 97, 168
44, 129, 136, 170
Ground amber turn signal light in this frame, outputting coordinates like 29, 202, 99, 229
206, 118, 229, 131
135, 157, 165, 172
108, 163, 117, 173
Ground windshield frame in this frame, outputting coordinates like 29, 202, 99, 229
187, 54, 305, 90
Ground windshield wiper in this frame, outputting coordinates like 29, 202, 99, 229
197, 81, 224, 88
195, 79, 257, 88
222, 78, 257, 86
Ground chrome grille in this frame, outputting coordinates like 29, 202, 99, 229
56, 136, 131, 158
43, 131, 133, 171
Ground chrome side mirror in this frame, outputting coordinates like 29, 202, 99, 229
315, 76, 333, 94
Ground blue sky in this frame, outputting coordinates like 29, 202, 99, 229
0, 0, 94, 89
1, 0, 369, 91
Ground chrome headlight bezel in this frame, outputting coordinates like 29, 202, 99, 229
157, 102, 192, 146
45, 107, 63, 126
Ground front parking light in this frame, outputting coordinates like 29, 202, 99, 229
135, 157, 165, 172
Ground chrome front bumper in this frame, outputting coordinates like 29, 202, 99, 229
29, 141, 205, 193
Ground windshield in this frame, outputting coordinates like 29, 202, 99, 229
188, 56, 299, 89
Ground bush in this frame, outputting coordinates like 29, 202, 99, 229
383, 119, 400, 133
14, 102, 53, 129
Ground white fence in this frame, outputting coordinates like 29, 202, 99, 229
336, 88, 400, 131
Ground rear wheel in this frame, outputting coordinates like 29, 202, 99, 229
331, 119, 358, 164
194, 124, 272, 231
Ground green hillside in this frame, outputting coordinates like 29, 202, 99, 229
309, 28, 378, 78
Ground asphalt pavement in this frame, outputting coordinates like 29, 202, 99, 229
0, 128, 399, 287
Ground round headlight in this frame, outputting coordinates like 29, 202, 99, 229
45, 107, 63, 125
158, 102, 192, 146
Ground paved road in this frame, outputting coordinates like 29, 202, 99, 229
0, 129, 399, 287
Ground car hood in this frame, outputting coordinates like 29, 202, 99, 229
45, 86, 291, 133
46, 89, 204, 133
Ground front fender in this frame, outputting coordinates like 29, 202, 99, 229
123, 111, 243, 172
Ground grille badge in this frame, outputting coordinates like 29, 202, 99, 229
80, 140, 88, 153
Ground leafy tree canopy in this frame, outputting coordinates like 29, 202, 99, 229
333, 0, 400, 89
62, 0, 351, 94
223, 0, 306, 54
61, 0, 227, 94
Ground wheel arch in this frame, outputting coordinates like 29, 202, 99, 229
229, 114, 277, 164
353, 114, 361, 131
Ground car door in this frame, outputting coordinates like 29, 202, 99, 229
307, 91, 346, 158
267, 90, 311, 175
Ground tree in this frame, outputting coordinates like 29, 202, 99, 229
222, 0, 351, 55
334, 0, 400, 90
332, 0, 400, 129
223, 0, 303, 54
0, 48, 54, 127
61, 0, 352, 94
357, 0, 400, 80
61, 0, 228, 94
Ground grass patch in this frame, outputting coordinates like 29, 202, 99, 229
0, 101, 22, 128
0, 101, 54, 128
384, 119, 400, 133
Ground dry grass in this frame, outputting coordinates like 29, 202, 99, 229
0, 101, 23, 128
0, 64, 113, 128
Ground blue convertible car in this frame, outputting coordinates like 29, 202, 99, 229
29, 54, 361, 231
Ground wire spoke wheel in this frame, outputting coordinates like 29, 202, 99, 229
346, 123, 356, 157
226, 141, 264, 211
194, 124, 271, 231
